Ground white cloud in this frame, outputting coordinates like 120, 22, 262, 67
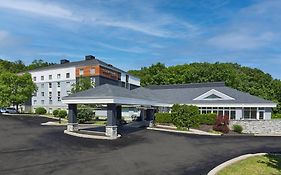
96, 42, 146, 54
208, 32, 275, 50
0, 0, 80, 21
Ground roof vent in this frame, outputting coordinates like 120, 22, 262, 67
85, 55, 95, 60
60, 59, 70, 64
107, 64, 113, 67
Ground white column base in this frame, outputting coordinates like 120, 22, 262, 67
106, 125, 118, 139
67, 123, 78, 131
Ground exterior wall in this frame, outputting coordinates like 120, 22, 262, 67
30, 67, 76, 113
230, 119, 281, 134
235, 108, 243, 120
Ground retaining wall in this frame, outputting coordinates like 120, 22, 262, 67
230, 119, 281, 134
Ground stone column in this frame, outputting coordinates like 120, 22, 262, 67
146, 108, 155, 127
106, 104, 118, 139
67, 104, 78, 131
116, 105, 122, 125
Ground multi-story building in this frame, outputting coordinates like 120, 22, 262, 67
25, 55, 140, 113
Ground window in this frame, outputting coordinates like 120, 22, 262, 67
230, 111, 236, 120
57, 82, 60, 88
41, 92, 44, 96
57, 97, 61, 101
49, 108, 53, 113
33, 77, 36, 81
90, 68, 95, 75
49, 75, 52, 80
66, 73, 70, 78
33, 100, 37, 104
67, 90, 71, 95
79, 68, 84, 76
58, 91, 61, 96
57, 74, 61, 79
41, 76, 44, 81
243, 108, 257, 119
49, 99, 53, 105
33, 92, 37, 97
49, 92, 52, 97
205, 94, 222, 99
41, 100, 44, 104
41, 84, 44, 88
259, 111, 264, 120
49, 83, 52, 88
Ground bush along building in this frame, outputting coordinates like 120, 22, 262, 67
24, 55, 140, 113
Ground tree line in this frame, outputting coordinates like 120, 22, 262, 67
128, 62, 281, 114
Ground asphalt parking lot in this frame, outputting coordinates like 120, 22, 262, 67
1, 114, 281, 175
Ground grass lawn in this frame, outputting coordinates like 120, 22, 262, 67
217, 154, 281, 175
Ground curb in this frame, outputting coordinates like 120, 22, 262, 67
147, 127, 221, 136
64, 130, 121, 140
207, 153, 267, 175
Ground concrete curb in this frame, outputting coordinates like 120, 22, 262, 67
207, 153, 267, 175
64, 130, 121, 140
147, 127, 221, 136
41, 121, 67, 126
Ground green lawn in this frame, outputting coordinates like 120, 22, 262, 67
217, 155, 281, 175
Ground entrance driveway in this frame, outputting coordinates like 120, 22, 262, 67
1, 114, 281, 175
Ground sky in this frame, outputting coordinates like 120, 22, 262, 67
0, 0, 281, 78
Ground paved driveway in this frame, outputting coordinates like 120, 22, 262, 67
1, 114, 281, 175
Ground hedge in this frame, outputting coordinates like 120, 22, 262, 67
233, 124, 243, 133
53, 109, 59, 117
155, 113, 173, 123
77, 108, 94, 124
58, 110, 67, 118
35, 107, 47, 114
198, 113, 217, 125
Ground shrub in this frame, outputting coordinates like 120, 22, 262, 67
77, 108, 94, 124
213, 116, 230, 133
58, 110, 67, 118
233, 124, 243, 133
155, 113, 173, 124
53, 109, 60, 117
172, 105, 200, 130
198, 113, 217, 125
272, 113, 281, 119
35, 107, 47, 114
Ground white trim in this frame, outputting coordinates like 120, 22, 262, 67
193, 89, 235, 101
167, 103, 277, 108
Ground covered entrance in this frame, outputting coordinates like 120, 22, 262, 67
62, 84, 161, 139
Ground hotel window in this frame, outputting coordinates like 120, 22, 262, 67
41, 100, 44, 104
33, 77, 36, 81
243, 107, 257, 119
49, 92, 52, 97
41, 84, 44, 88
57, 82, 60, 88
49, 108, 53, 113
41, 92, 44, 96
90, 68, 95, 75
49, 99, 53, 105
58, 97, 61, 102
58, 91, 61, 96
33, 100, 37, 104
49, 75, 52, 80
41, 76, 44, 81
49, 83, 52, 88
66, 73, 70, 78
79, 68, 84, 76
57, 74, 61, 79
67, 90, 71, 95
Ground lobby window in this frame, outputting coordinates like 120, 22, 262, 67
49, 75, 52, 80
41, 92, 44, 96
33, 77, 36, 81
49, 83, 52, 88
230, 111, 236, 120
66, 73, 70, 78
79, 68, 84, 76
57, 74, 61, 79
90, 68, 95, 75
244, 107, 257, 119
41, 76, 44, 81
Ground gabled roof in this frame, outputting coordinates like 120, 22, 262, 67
62, 82, 277, 107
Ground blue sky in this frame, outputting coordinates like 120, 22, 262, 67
0, 0, 281, 78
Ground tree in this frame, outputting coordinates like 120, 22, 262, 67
0, 72, 37, 110
71, 77, 94, 94
26, 59, 54, 70
172, 105, 199, 130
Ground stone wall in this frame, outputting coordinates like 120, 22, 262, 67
230, 119, 281, 134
